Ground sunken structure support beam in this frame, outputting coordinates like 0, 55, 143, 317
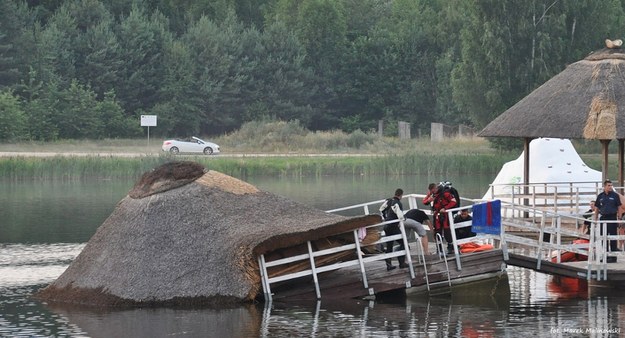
601, 140, 611, 182
619, 139, 624, 190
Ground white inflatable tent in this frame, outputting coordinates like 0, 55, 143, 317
483, 138, 602, 214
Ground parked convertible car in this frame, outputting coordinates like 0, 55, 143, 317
162, 137, 220, 155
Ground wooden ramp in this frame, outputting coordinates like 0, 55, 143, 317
270, 249, 505, 302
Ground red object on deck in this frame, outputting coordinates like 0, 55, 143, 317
551, 239, 589, 262
459, 242, 494, 253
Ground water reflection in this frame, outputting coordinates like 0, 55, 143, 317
22, 272, 602, 338
1, 259, 624, 337
45, 305, 262, 338
42, 296, 513, 338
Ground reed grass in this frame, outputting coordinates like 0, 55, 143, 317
0, 156, 170, 180
0, 152, 515, 181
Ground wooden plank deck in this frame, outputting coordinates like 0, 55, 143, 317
270, 249, 505, 302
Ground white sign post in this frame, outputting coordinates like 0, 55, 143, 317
140, 115, 157, 148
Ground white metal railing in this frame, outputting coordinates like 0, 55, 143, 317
485, 181, 609, 217
257, 217, 423, 302
327, 194, 488, 270
330, 194, 501, 271
446, 204, 503, 270
496, 201, 625, 281
326, 194, 474, 218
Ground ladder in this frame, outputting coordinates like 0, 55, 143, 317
422, 233, 452, 293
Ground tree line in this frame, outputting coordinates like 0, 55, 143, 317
0, 0, 623, 141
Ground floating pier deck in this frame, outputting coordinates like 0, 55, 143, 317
270, 249, 505, 302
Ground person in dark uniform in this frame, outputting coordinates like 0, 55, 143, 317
381, 189, 407, 270
595, 180, 621, 252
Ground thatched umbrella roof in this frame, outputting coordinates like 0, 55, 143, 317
479, 47, 625, 184
36, 161, 379, 307
479, 48, 625, 139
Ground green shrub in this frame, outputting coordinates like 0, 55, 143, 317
0, 91, 28, 141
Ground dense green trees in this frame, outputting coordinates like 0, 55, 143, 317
0, 0, 623, 142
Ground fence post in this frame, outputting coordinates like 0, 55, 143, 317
431, 123, 444, 142
398, 121, 411, 139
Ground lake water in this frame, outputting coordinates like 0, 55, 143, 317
1, 175, 624, 337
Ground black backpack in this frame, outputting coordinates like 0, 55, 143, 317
435, 184, 461, 209
448, 186, 460, 208
380, 198, 398, 220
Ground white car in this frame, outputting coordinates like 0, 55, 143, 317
162, 136, 220, 155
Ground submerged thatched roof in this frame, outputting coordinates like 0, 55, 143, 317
479, 48, 625, 139
37, 161, 379, 307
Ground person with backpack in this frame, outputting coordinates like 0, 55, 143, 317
443, 181, 461, 214
433, 182, 458, 254
379, 188, 408, 271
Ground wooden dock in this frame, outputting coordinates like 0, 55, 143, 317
268, 249, 505, 302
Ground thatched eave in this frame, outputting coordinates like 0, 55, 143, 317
253, 214, 381, 255
479, 48, 625, 140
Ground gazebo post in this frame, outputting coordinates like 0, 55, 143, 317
523, 138, 531, 189
601, 140, 611, 182
619, 139, 624, 191
523, 138, 532, 218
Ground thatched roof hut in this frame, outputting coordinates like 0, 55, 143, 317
36, 161, 379, 307
479, 47, 625, 185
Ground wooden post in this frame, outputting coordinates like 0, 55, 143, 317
378, 120, 384, 136
601, 140, 611, 182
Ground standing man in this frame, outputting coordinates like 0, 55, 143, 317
380, 188, 407, 270
595, 180, 621, 252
